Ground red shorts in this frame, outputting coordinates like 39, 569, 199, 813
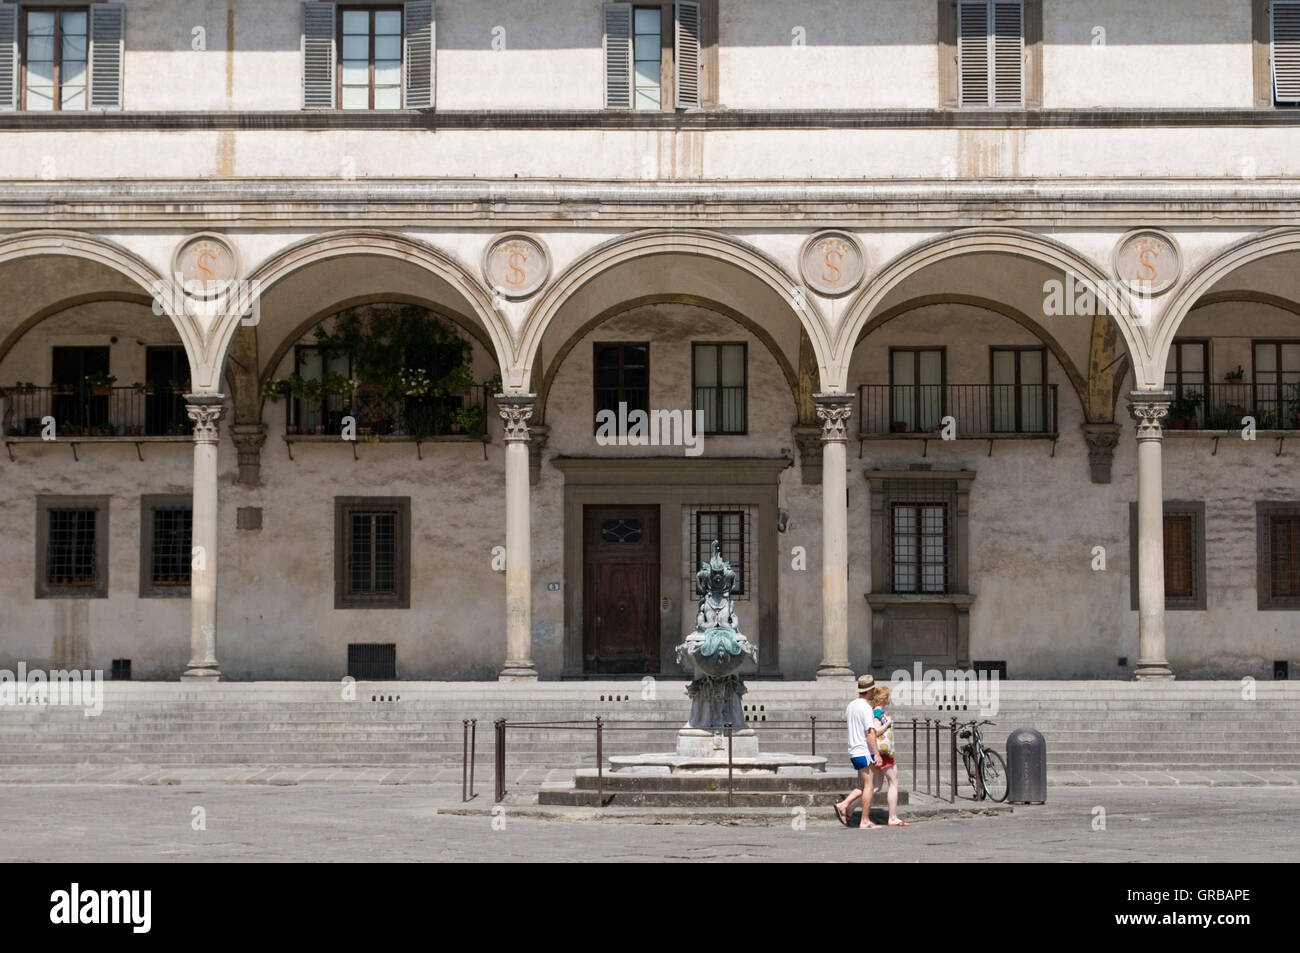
877, 754, 896, 769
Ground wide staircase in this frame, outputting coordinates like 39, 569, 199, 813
2, 681, 1299, 780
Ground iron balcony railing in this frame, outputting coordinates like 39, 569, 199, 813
1166, 382, 1300, 431
858, 384, 1059, 436
285, 384, 491, 438
1, 386, 191, 437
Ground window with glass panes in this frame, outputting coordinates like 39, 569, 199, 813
693, 343, 746, 435
336, 497, 410, 608
340, 7, 403, 110
593, 343, 649, 432
150, 507, 192, 589
890, 348, 945, 433
1166, 340, 1208, 425
632, 6, 663, 110
990, 347, 1046, 432
46, 507, 97, 587
22, 8, 88, 111
294, 345, 351, 435
890, 501, 949, 594
694, 509, 747, 596
1253, 341, 1300, 428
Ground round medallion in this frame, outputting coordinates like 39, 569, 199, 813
1112, 229, 1181, 296
799, 231, 866, 297
483, 233, 551, 299
172, 233, 241, 299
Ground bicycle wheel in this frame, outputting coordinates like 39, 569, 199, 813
980, 749, 1009, 803
962, 748, 985, 799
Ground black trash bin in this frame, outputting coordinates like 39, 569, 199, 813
1006, 727, 1047, 804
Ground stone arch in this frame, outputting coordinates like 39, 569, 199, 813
229, 229, 510, 393
533, 293, 801, 424
0, 231, 198, 364
835, 228, 1146, 392
1155, 229, 1300, 383
852, 293, 1094, 418
518, 229, 833, 388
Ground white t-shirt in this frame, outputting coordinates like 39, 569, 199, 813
846, 697, 875, 757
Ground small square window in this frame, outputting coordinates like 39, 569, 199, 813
140, 495, 192, 598
1129, 502, 1206, 611
1258, 502, 1300, 609
37, 496, 108, 598
335, 497, 411, 609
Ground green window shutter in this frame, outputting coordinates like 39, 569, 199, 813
0, 3, 16, 112
302, 2, 337, 109
604, 3, 632, 108
404, 1, 435, 108
675, 1, 702, 109
89, 3, 126, 110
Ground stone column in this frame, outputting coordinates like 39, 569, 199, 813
183, 394, 224, 680
497, 394, 539, 681
815, 393, 855, 679
1128, 392, 1174, 681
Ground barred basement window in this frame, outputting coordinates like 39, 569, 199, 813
1129, 502, 1206, 611
883, 481, 955, 595
140, 495, 192, 598
1258, 502, 1300, 609
693, 509, 748, 596
335, 497, 410, 609
36, 496, 109, 598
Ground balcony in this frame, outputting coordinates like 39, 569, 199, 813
1166, 382, 1300, 432
2, 386, 192, 456
857, 384, 1059, 445
280, 384, 492, 458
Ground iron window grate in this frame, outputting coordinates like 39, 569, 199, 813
884, 481, 954, 595
46, 508, 96, 587
348, 510, 398, 599
348, 643, 396, 680
1270, 515, 1300, 600
694, 509, 748, 596
151, 507, 192, 587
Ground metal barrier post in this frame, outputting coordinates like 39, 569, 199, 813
934, 720, 941, 800
949, 718, 957, 804
726, 723, 734, 808
925, 718, 932, 795
494, 718, 506, 802
462, 719, 469, 802
469, 719, 477, 800
595, 716, 604, 806
810, 715, 817, 756
911, 718, 917, 792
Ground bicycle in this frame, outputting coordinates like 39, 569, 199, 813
955, 719, 1008, 802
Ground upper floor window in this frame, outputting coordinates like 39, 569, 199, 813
604, 1, 711, 110
0, 3, 123, 111
593, 342, 649, 433
940, 1, 1039, 108
692, 342, 745, 435
990, 346, 1046, 432
1272, 0, 1300, 105
302, 1, 434, 110
890, 347, 945, 434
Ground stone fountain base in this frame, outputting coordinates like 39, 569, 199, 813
606, 727, 828, 777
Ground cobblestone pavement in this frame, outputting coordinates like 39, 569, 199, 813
1, 783, 1295, 862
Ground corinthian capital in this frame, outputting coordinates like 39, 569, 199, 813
1127, 391, 1172, 442
814, 392, 854, 444
185, 394, 225, 445
494, 393, 537, 443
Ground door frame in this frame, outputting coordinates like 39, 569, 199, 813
554, 456, 788, 679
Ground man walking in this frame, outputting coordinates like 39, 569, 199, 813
835, 674, 882, 829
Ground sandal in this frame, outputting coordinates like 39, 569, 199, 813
888, 819, 910, 827
834, 804, 849, 826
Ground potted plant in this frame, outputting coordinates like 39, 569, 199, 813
1168, 391, 1202, 430
1224, 365, 1245, 382
453, 405, 487, 439
84, 372, 117, 396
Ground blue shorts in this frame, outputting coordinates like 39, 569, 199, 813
851, 755, 874, 770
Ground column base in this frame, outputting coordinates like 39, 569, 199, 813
1133, 661, 1175, 681
181, 666, 221, 681
816, 664, 855, 681
498, 662, 539, 682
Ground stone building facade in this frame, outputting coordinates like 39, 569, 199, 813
1, 0, 1298, 681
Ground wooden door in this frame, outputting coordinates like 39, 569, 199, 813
583, 505, 660, 674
